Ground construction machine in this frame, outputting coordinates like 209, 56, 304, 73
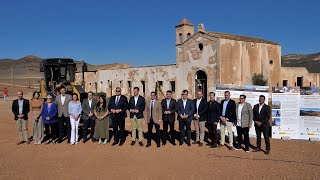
39, 58, 87, 101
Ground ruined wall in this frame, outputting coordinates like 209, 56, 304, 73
75, 72, 97, 92
92, 65, 177, 99
281, 67, 320, 86
176, 33, 220, 98
219, 38, 281, 87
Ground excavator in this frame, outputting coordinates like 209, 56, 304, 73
39, 58, 87, 101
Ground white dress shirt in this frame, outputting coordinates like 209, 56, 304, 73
61, 95, 66, 106
150, 100, 154, 118
134, 96, 139, 106
182, 99, 187, 109
237, 103, 244, 126
259, 104, 264, 114
196, 98, 201, 114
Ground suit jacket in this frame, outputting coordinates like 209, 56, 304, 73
41, 102, 58, 124
108, 95, 128, 120
81, 98, 98, 121
145, 99, 162, 124
55, 94, 72, 117
236, 102, 253, 128
193, 98, 208, 121
177, 98, 195, 122
207, 100, 221, 124
220, 99, 236, 123
161, 98, 177, 122
128, 95, 146, 119
12, 98, 30, 120
253, 103, 271, 127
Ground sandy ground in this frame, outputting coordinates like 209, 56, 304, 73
0, 87, 320, 179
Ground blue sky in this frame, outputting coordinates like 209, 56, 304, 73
0, 0, 319, 66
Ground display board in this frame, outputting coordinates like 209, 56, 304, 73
216, 84, 269, 137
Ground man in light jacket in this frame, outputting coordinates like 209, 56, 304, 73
235, 94, 253, 152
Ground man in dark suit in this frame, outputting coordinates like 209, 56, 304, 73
128, 87, 146, 146
12, 90, 30, 145
220, 91, 236, 150
108, 87, 128, 146
253, 95, 271, 155
177, 90, 195, 146
82, 91, 98, 143
206, 92, 221, 148
193, 90, 208, 146
161, 90, 177, 145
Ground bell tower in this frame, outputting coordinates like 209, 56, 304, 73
175, 18, 194, 45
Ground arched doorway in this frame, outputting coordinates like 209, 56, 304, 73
195, 70, 207, 100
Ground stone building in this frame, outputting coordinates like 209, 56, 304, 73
76, 18, 319, 99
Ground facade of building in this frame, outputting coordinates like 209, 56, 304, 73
76, 18, 319, 99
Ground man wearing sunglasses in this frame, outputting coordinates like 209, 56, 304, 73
177, 90, 195, 146
108, 87, 128, 146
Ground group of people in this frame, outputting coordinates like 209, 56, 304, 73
11, 86, 271, 154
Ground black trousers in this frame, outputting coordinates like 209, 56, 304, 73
45, 123, 58, 141
179, 120, 191, 144
147, 119, 160, 145
83, 117, 95, 141
207, 123, 218, 146
163, 120, 175, 143
112, 118, 125, 142
255, 125, 270, 151
236, 126, 250, 150
58, 115, 71, 141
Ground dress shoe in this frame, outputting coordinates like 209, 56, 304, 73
192, 141, 199, 145
157, 143, 161, 148
146, 143, 151, 147
253, 148, 261, 152
265, 150, 270, 155
172, 142, 177, 146
17, 141, 24, 145
187, 142, 191, 146
179, 142, 183, 145
67, 140, 71, 144
119, 141, 124, 146
162, 142, 166, 146
130, 141, 136, 146
83, 139, 87, 143
210, 144, 217, 148
199, 142, 203, 147
139, 141, 144, 146
91, 139, 96, 143
112, 141, 118, 146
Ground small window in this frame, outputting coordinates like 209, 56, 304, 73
170, 81, 176, 93
120, 80, 123, 88
127, 81, 132, 96
187, 33, 191, 39
89, 83, 92, 86
179, 33, 183, 43
283, 80, 288, 86
198, 43, 203, 51
297, 77, 303, 87
310, 82, 312, 87
141, 81, 146, 96
269, 60, 273, 65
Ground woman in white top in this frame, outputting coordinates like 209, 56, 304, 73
68, 93, 82, 145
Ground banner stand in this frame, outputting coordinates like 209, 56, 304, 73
310, 137, 320, 141
281, 136, 291, 140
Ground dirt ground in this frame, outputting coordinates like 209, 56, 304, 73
0, 87, 320, 179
